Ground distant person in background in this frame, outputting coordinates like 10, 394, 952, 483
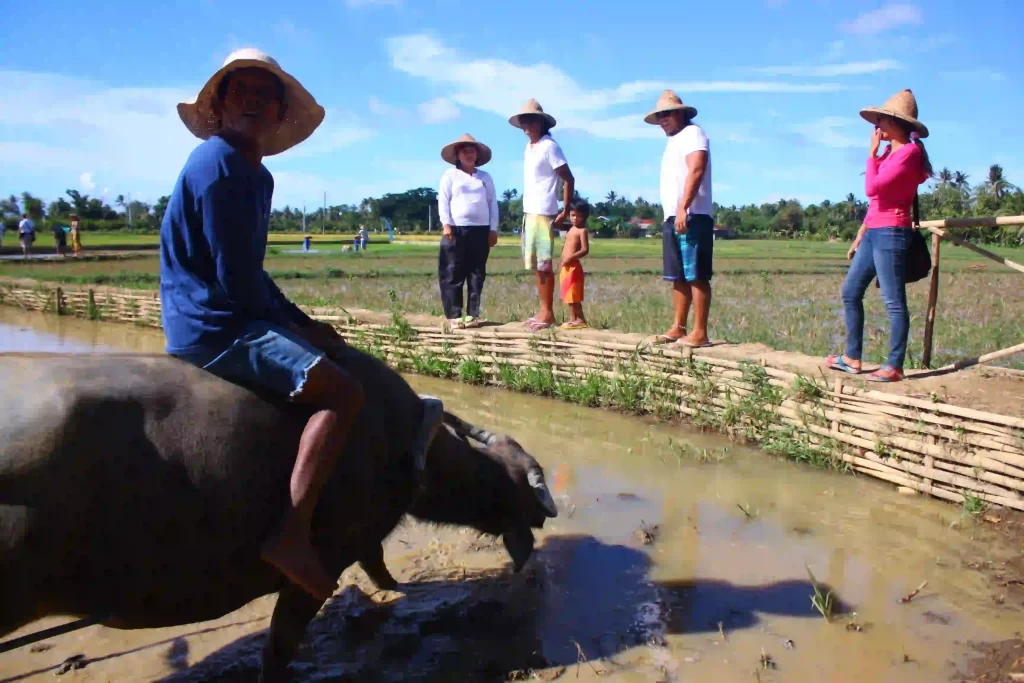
647, 90, 714, 348
511, 99, 574, 331
359, 226, 368, 251
827, 89, 933, 383
0, 219, 5, 250
69, 215, 82, 257
52, 220, 68, 257
437, 133, 499, 329
17, 214, 35, 258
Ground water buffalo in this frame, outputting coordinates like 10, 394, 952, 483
0, 345, 558, 681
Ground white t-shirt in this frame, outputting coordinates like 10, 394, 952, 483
438, 167, 499, 231
522, 135, 568, 216
18, 218, 35, 234
659, 124, 713, 219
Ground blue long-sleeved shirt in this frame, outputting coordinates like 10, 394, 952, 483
159, 136, 313, 356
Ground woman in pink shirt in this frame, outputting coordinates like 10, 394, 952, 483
827, 90, 933, 382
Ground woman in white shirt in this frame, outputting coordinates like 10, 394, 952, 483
437, 134, 499, 328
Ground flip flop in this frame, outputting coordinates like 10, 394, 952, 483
865, 365, 904, 383
560, 320, 590, 330
653, 327, 686, 344
527, 319, 554, 331
675, 338, 712, 348
826, 354, 862, 375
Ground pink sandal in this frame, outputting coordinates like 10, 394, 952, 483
865, 365, 904, 383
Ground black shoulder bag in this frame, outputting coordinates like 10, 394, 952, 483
905, 193, 932, 284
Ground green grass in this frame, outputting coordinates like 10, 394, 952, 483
4, 237, 1022, 369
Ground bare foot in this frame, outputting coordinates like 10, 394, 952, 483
656, 325, 686, 342
261, 517, 336, 603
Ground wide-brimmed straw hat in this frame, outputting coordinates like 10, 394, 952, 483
176, 48, 326, 156
859, 88, 929, 138
509, 98, 557, 130
441, 134, 492, 166
644, 89, 698, 125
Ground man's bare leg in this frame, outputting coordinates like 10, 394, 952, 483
681, 280, 712, 346
668, 281, 693, 339
534, 270, 556, 324
261, 359, 364, 603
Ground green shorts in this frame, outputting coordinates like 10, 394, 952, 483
522, 213, 555, 273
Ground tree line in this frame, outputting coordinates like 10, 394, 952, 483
3, 164, 1020, 245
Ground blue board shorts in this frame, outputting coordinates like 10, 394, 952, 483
173, 320, 325, 399
663, 214, 714, 283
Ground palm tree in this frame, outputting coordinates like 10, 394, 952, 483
937, 168, 953, 187
845, 192, 857, 220
605, 191, 618, 205
501, 189, 517, 203
987, 164, 1014, 200
953, 171, 970, 190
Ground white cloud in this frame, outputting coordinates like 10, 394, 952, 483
345, 0, 401, 6
386, 34, 845, 141
840, 4, 923, 36
941, 69, 1005, 82
367, 96, 412, 123
0, 69, 374, 205
417, 97, 460, 124
79, 172, 96, 191
754, 59, 902, 77
790, 117, 862, 149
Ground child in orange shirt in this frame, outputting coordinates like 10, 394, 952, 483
559, 200, 591, 329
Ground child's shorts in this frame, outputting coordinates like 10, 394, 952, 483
560, 259, 585, 304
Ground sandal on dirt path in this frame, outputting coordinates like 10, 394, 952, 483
654, 326, 686, 344
865, 365, 904, 383
826, 354, 862, 375
526, 319, 554, 331
675, 338, 712, 349
560, 320, 590, 330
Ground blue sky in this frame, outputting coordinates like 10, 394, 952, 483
1, 0, 1021, 212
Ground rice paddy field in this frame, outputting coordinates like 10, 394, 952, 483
2, 232, 1022, 369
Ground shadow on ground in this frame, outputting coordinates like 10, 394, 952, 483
139, 533, 848, 682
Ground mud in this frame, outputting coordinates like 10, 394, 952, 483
3, 308, 1024, 682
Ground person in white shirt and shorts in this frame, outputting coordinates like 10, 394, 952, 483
510, 99, 575, 331
646, 90, 715, 348
437, 134, 500, 329
17, 214, 36, 258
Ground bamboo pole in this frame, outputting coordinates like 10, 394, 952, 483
918, 215, 1024, 229
922, 233, 942, 368
931, 342, 1024, 374
925, 226, 1024, 275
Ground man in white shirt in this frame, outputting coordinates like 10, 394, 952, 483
18, 214, 36, 258
646, 90, 714, 348
510, 99, 574, 331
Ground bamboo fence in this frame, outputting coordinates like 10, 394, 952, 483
2, 279, 1023, 512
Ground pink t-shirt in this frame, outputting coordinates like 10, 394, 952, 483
863, 143, 928, 229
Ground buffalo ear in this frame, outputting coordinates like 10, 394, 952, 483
502, 527, 535, 572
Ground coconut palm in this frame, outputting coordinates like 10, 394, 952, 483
937, 168, 953, 187
605, 190, 618, 205
987, 164, 1014, 200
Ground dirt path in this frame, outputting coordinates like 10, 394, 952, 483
325, 307, 1024, 419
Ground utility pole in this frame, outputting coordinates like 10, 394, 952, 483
302, 204, 306, 233
322, 191, 326, 235
428, 205, 432, 232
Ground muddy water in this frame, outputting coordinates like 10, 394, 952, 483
1, 307, 1021, 682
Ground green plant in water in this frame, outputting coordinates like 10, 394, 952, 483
457, 358, 486, 385
385, 289, 415, 342
806, 564, 834, 622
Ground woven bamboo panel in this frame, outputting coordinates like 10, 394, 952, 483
3, 280, 1022, 511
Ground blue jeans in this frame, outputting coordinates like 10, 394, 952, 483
841, 227, 910, 369
172, 320, 325, 399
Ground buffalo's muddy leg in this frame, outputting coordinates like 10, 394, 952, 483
259, 585, 323, 683
358, 544, 398, 590
261, 358, 365, 604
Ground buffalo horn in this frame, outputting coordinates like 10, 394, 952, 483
441, 411, 499, 447
527, 468, 558, 518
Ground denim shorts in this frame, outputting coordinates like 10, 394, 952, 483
174, 321, 325, 399
663, 214, 714, 282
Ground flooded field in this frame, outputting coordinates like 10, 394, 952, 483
1, 307, 1022, 682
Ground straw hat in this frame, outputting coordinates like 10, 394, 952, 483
441, 134, 492, 166
508, 98, 557, 130
176, 48, 326, 156
644, 89, 698, 125
859, 89, 929, 138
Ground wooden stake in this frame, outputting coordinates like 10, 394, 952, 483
932, 342, 1024, 373
922, 233, 941, 368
